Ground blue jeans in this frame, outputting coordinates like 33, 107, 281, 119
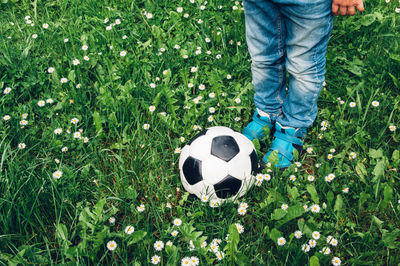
244, 0, 334, 128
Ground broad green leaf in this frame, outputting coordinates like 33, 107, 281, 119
262, 125, 270, 138
372, 215, 384, 229
93, 229, 108, 251
310, 255, 320, 266
56, 224, 68, 242
389, 54, 400, 63
252, 139, 260, 152
372, 159, 387, 182
276, 205, 305, 228
178, 192, 189, 206
392, 150, 400, 162
93, 198, 106, 219
334, 195, 344, 213
263, 225, 270, 235
267, 150, 279, 167
327, 190, 334, 206
297, 218, 312, 235
224, 224, 240, 263
93, 111, 103, 136
306, 184, 319, 204
127, 231, 147, 246
380, 183, 393, 210
269, 228, 281, 243
360, 14, 376, 26
355, 162, 367, 184
287, 185, 299, 200
166, 245, 179, 266
358, 192, 370, 209
68, 70, 76, 83
292, 148, 299, 161
271, 209, 287, 220
369, 148, 383, 159
382, 229, 400, 249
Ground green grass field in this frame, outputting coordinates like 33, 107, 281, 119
1, 0, 400, 265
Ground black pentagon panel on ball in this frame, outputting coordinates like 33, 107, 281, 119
214, 175, 242, 199
250, 150, 258, 173
188, 129, 208, 145
182, 156, 203, 185
211, 135, 240, 162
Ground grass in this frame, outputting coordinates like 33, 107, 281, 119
0, 0, 399, 265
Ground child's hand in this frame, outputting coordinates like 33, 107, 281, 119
332, 0, 364, 16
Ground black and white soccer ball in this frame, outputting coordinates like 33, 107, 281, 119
179, 126, 258, 202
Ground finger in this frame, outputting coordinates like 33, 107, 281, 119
348, 5, 356, 15
356, 0, 365, 12
340, 5, 348, 16
332, 3, 339, 15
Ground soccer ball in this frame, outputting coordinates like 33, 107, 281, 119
178, 126, 258, 202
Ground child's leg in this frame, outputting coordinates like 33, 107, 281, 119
263, 0, 333, 168
277, 0, 334, 129
243, 0, 287, 121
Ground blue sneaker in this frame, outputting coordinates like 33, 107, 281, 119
242, 109, 274, 142
263, 122, 307, 169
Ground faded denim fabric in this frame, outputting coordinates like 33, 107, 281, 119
244, 0, 334, 128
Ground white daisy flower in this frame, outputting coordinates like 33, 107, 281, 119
311, 204, 320, 213
151, 255, 160, 265
235, 223, 244, 234
201, 194, 209, 202
106, 240, 117, 251
294, 230, 302, 239
332, 257, 342, 266
106, 217, 115, 225
312, 231, 320, 240
154, 240, 164, 251
302, 244, 310, 252
321, 246, 331, 255
277, 237, 286, 246
124, 225, 134, 235
238, 207, 247, 216
137, 204, 145, 212
173, 218, 182, 226
18, 143, 26, 149
371, 100, 379, 107
73, 132, 81, 139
